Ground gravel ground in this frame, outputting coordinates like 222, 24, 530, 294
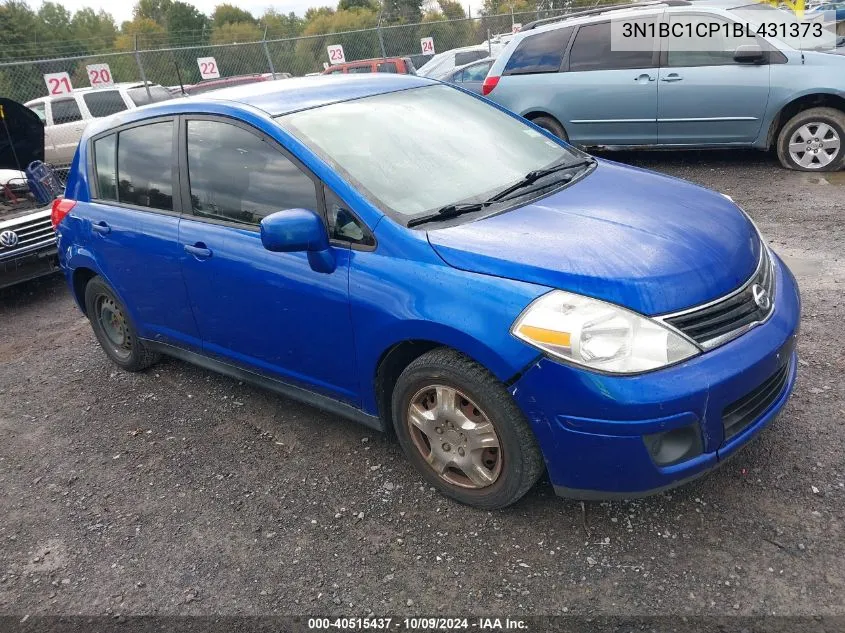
0, 150, 843, 619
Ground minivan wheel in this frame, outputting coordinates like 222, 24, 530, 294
84, 276, 160, 372
530, 115, 568, 142
391, 348, 544, 509
776, 107, 845, 171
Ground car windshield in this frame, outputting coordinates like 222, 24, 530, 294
278, 84, 583, 220
730, 3, 836, 50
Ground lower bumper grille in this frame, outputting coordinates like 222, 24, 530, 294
722, 361, 790, 441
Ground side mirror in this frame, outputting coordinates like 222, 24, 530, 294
733, 44, 766, 64
260, 208, 335, 273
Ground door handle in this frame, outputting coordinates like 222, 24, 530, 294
184, 243, 212, 259
635, 73, 656, 82
661, 74, 683, 82
92, 222, 111, 235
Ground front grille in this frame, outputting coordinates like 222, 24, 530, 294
662, 248, 774, 349
0, 212, 55, 261
722, 361, 790, 440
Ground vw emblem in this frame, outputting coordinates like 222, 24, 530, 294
0, 229, 19, 248
752, 284, 771, 311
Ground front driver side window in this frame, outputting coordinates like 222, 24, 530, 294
186, 120, 319, 226
667, 14, 759, 67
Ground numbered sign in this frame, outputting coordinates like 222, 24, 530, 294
327, 44, 346, 64
421, 37, 435, 54
512, 23, 522, 33
86, 63, 114, 88
197, 57, 220, 80
43, 72, 73, 96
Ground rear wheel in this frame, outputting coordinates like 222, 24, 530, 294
530, 115, 568, 142
391, 348, 544, 509
84, 276, 160, 372
776, 107, 845, 171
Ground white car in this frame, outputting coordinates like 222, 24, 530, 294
25, 82, 172, 167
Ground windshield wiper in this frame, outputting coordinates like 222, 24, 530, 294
486, 157, 595, 203
407, 202, 487, 228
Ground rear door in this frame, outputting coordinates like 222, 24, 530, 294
46, 97, 86, 165
560, 19, 659, 145
85, 119, 201, 349
657, 12, 771, 144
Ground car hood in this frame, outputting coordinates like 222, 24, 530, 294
426, 160, 761, 316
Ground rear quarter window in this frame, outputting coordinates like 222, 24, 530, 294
454, 50, 488, 66
504, 27, 574, 75
83, 90, 128, 118
127, 85, 173, 107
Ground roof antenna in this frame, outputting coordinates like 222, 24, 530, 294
171, 51, 186, 96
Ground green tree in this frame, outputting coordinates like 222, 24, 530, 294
166, 1, 209, 44
296, 6, 380, 71
260, 9, 305, 39
133, 0, 173, 24
0, 0, 39, 61
438, 0, 467, 19
338, 0, 378, 11
70, 8, 119, 52
382, 0, 424, 24
212, 4, 257, 26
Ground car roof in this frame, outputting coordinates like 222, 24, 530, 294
84, 74, 437, 134
25, 82, 158, 105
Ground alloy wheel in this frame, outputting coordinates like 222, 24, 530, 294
788, 122, 841, 169
406, 385, 502, 489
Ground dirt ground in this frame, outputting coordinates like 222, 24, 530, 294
0, 149, 843, 619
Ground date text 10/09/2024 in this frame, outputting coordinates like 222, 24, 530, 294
307, 618, 529, 630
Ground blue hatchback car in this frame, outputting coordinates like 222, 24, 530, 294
53, 75, 800, 509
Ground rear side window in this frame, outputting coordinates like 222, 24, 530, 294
377, 62, 398, 73
127, 85, 173, 107
116, 121, 174, 211
51, 98, 82, 124
186, 119, 318, 226
568, 20, 654, 71
462, 61, 492, 82
93, 134, 117, 200
83, 90, 127, 118
504, 27, 574, 75
454, 50, 488, 66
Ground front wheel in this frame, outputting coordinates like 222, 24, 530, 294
776, 107, 845, 171
391, 348, 544, 509
530, 115, 568, 142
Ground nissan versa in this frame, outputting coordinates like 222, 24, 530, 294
53, 75, 800, 509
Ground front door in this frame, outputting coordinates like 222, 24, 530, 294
657, 13, 771, 144
561, 19, 659, 146
177, 117, 359, 403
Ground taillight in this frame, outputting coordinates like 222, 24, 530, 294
51, 198, 76, 228
481, 75, 500, 96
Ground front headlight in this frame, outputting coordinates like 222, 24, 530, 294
511, 290, 700, 374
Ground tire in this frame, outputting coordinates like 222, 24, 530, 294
391, 348, 544, 510
84, 276, 160, 372
531, 115, 568, 142
776, 107, 845, 172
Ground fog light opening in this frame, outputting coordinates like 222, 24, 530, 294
643, 423, 703, 467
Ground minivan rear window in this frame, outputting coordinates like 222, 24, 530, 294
504, 27, 574, 75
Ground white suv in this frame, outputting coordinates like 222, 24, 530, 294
25, 82, 172, 167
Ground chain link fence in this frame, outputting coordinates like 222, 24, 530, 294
0, 9, 579, 104
0, 7, 598, 172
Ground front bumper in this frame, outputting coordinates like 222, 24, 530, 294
510, 252, 801, 499
0, 246, 59, 290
